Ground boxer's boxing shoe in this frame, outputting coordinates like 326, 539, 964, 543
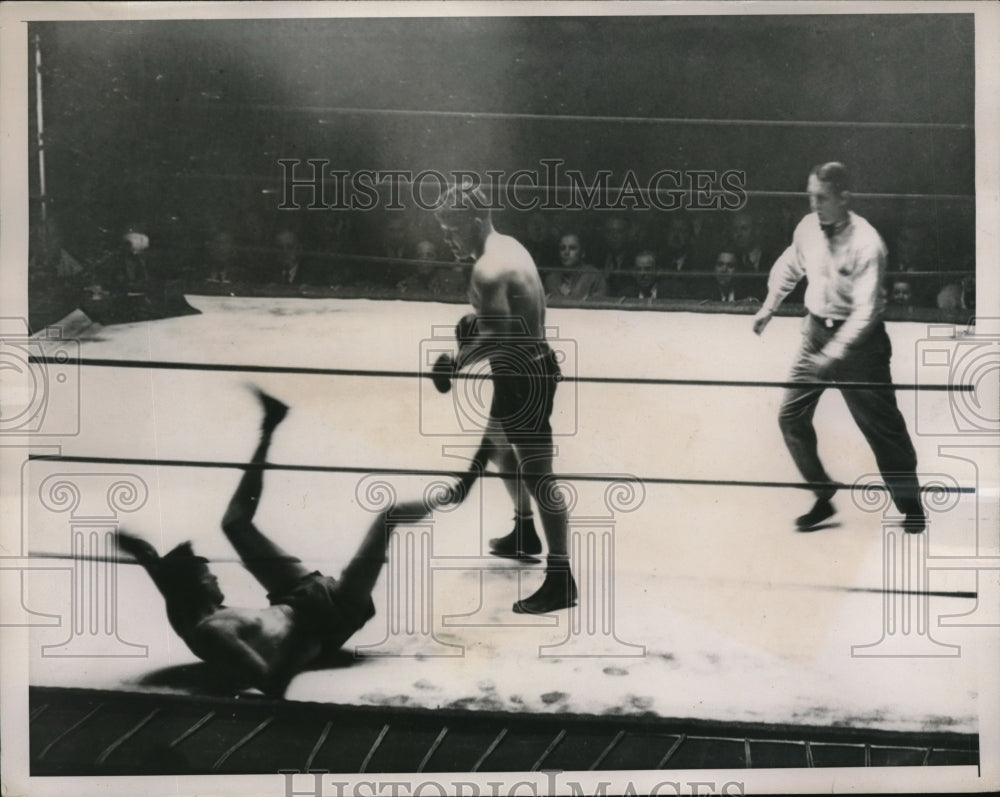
795, 498, 836, 531
902, 511, 926, 534
253, 387, 289, 432
513, 565, 577, 614
489, 517, 543, 560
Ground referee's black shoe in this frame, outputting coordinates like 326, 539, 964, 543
796, 498, 836, 531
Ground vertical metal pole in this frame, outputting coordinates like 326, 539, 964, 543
35, 33, 47, 224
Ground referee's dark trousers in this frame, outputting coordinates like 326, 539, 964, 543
779, 314, 922, 515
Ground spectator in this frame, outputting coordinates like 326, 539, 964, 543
594, 214, 636, 295
396, 240, 441, 294
422, 240, 470, 300
544, 232, 606, 301
661, 214, 696, 270
359, 214, 415, 290
92, 226, 155, 296
382, 215, 413, 260
266, 229, 324, 287
728, 209, 772, 300
312, 211, 359, 287
123, 231, 152, 278
889, 279, 915, 308
322, 212, 358, 255
892, 224, 930, 272
656, 214, 699, 298
937, 272, 975, 314
83, 223, 191, 326
729, 210, 769, 272
203, 229, 242, 283
415, 239, 439, 263
891, 224, 936, 306
699, 248, 761, 304
427, 262, 469, 299
521, 210, 558, 274
232, 210, 271, 282
616, 250, 665, 300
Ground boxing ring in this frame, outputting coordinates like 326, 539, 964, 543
12, 295, 993, 774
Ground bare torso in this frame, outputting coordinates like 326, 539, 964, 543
468, 232, 546, 339
185, 604, 320, 694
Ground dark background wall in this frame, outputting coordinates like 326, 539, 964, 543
29, 14, 975, 266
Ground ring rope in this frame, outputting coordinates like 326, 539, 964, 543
27, 454, 975, 495
173, 240, 975, 281
28, 356, 971, 393
180, 101, 974, 132
507, 266, 970, 280
188, 172, 975, 203
20, 549, 979, 602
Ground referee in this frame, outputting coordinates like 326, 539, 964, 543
752, 162, 925, 533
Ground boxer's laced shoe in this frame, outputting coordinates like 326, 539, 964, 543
902, 511, 926, 534
795, 498, 836, 531
513, 563, 577, 614
253, 388, 289, 432
489, 516, 542, 559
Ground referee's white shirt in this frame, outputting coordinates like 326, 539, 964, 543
763, 210, 888, 360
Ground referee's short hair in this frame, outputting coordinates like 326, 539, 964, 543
810, 162, 851, 194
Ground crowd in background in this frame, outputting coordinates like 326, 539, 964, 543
29, 198, 975, 326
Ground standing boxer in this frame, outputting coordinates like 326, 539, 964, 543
753, 162, 925, 533
434, 183, 578, 614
